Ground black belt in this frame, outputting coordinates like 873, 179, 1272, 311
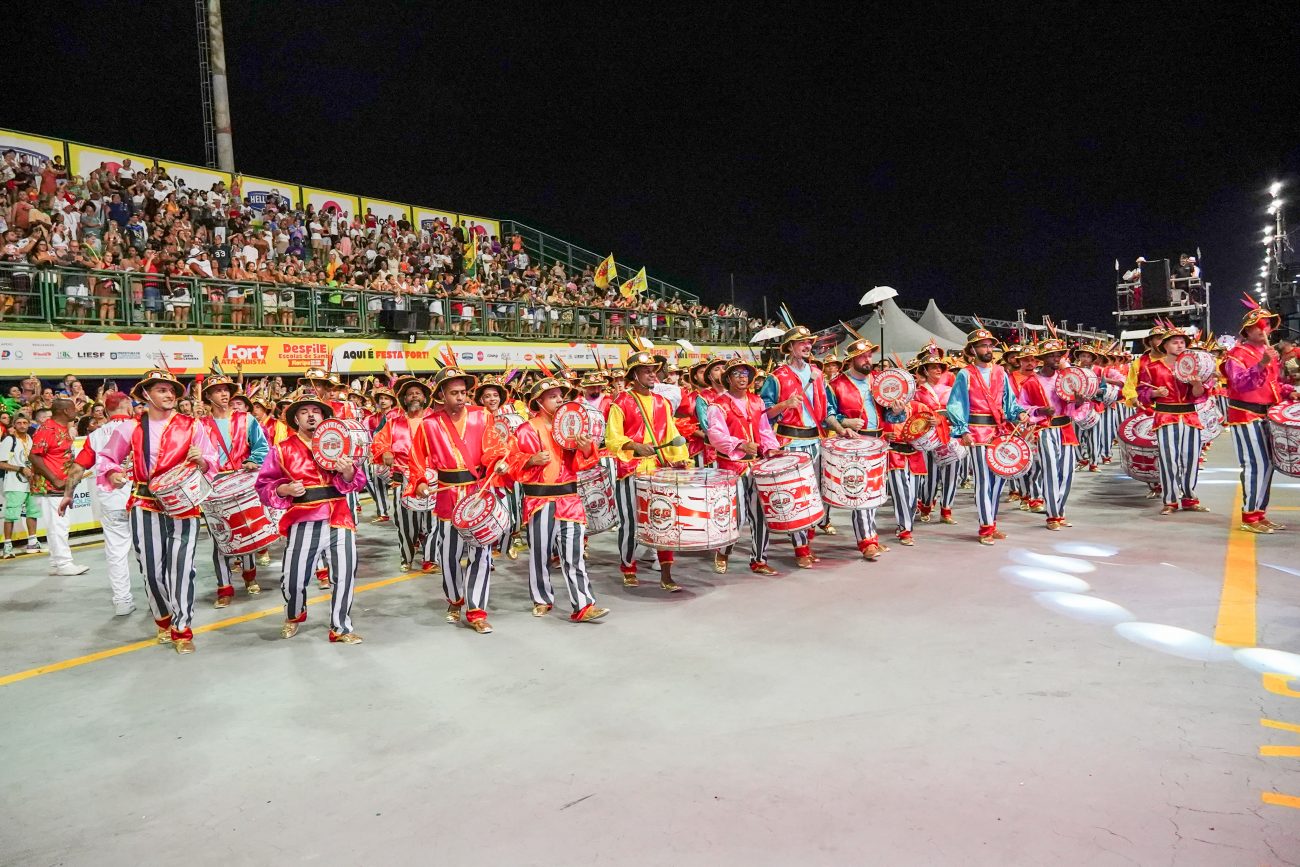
133, 482, 157, 500
293, 485, 343, 505
1154, 402, 1194, 414
437, 469, 476, 485
861, 428, 882, 437
890, 443, 917, 455
1048, 415, 1071, 427
521, 481, 577, 497
1228, 398, 1270, 415
969, 413, 998, 426
775, 423, 818, 439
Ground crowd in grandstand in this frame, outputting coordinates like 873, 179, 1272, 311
0, 150, 766, 340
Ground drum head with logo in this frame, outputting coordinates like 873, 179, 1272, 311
986, 435, 1032, 477
897, 414, 934, 443
1268, 401, 1300, 426
312, 419, 350, 470
1119, 413, 1156, 447
827, 436, 889, 458
452, 491, 495, 529
871, 369, 916, 405
552, 402, 592, 450
1173, 350, 1213, 384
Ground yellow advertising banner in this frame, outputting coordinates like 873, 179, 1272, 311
234, 174, 299, 211
301, 187, 359, 218
360, 198, 411, 224
458, 213, 501, 240
0, 330, 753, 377
412, 206, 458, 233
0, 128, 64, 169
156, 161, 232, 193
66, 142, 153, 180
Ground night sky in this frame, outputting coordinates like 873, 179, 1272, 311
15, 3, 1297, 334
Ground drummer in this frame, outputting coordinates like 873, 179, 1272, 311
199, 372, 270, 608
1136, 327, 1207, 515
1070, 343, 1105, 473
1017, 339, 1090, 530
827, 336, 892, 560
372, 377, 436, 573
475, 373, 528, 559
680, 359, 715, 467
946, 326, 1033, 545
760, 324, 858, 567
1223, 301, 1294, 533
913, 345, 959, 526
255, 390, 367, 644
94, 368, 220, 653
707, 358, 782, 574
1125, 324, 1170, 499
408, 366, 508, 634
363, 385, 397, 524
877, 361, 929, 548
605, 350, 691, 591
504, 376, 608, 621
1004, 344, 1040, 511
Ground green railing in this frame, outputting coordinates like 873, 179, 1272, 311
499, 221, 699, 304
0, 263, 751, 343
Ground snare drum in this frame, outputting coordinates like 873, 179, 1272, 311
451, 488, 510, 547
553, 402, 598, 450
895, 413, 944, 452
871, 368, 916, 405
1118, 414, 1160, 483
752, 452, 823, 534
399, 493, 437, 512
984, 435, 1033, 479
1267, 401, 1300, 477
1196, 398, 1224, 443
634, 468, 739, 551
1173, 349, 1216, 384
203, 471, 280, 556
151, 463, 212, 517
1055, 366, 1098, 402
312, 418, 371, 471
1097, 383, 1120, 406
492, 411, 526, 444
933, 438, 968, 467
820, 437, 888, 509
577, 465, 618, 534
1074, 404, 1101, 431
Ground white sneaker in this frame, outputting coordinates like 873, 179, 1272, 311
25, 543, 42, 554
1, 544, 13, 559
51, 564, 90, 576
113, 600, 137, 616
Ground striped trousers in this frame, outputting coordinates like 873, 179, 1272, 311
920, 451, 958, 510
784, 440, 823, 549
887, 469, 918, 533
1230, 420, 1274, 516
365, 472, 390, 519
129, 509, 201, 636
850, 506, 878, 544
527, 504, 596, 613
282, 519, 356, 633
1034, 427, 1075, 520
212, 543, 254, 595
724, 471, 770, 564
420, 516, 445, 566
439, 518, 491, 611
967, 444, 1006, 530
1156, 420, 1201, 505
1076, 423, 1100, 466
395, 501, 431, 566
1099, 405, 1119, 459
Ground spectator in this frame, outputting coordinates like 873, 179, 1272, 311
0, 412, 39, 559
29, 398, 87, 575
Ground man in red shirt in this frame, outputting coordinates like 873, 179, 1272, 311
29, 398, 87, 576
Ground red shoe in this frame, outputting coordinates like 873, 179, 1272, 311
315, 568, 330, 589
896, 530, 915, 546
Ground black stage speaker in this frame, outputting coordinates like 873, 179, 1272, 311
1140, 259, 1170, 309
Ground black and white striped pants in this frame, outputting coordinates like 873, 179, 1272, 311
920, 451, 958, 510
212, 543, 254, 591
129, 509, 200, 633
886, 468, 918, 533
1231, 420, 1274, 515
1156, 419, 1201, 505
420, 517, 445, 566
439, 518, 491, 611
614, 475, 641, 568
967, 444, 1007, 530
1030, 428, 1075, 519
282, 519, 356, 633
849, 507, 878, 544
527, 504, 595, 613
724, 471, 770, 564
395, 501, 431, 565
365, 472, 390, 519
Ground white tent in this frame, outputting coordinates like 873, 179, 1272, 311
917, 298, 970, 344
850, 298, 962, 358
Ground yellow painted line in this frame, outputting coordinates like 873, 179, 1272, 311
1263, 674, 1300, 698
1270, 506, 1300, 512
0, 571, 426, 688
1262, 792, 1300, 810
1261, 718, 1300, 734
1214, 490, 1257, 647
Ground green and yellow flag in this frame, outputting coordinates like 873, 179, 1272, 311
462, 232, 478, 278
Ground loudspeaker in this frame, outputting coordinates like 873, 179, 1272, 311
1140, 259, 1170, 309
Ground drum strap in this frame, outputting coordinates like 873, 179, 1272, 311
629, 391, 667, 465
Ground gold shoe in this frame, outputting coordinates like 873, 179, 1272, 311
572, 605, 609, 622
281, 620, 300, 639
1240, 522, 1273, 534
750, 562, 778, 575
978, 536, 996, 546
660, 578, 682, 593
214, 595, 232, 609
1262, 519, 1286, 531
861, 544, 882, 562
1018, 501, 1030, 512
173, 638, 195, 654
1185, 504, 1209, 513
1045, 520, 1060, 531
156, 626, 172, 644
256, 551, 272, 566
941, 515, 957, 525
445, 603, 463, 623
918, 513, 931, 523
1145, 489, 1160, 499
795, 555, 814, 568
532, 603, 552, 617
1029, 504, 1046, 514
991, 529, 1007, 540
329, 631, 363, 644
245, 581, 261, 595
622, 573, 640, 587
713, 552, 728, 574
821, 524, 837, 536
897, 535, 915, 546
468, 619, 493, 634
507, 535, 527, 560
1160, 505, 1178, 515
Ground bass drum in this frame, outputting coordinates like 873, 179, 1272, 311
1196, 398, 1223, 443
820, 436, 889, 509
1267, 401, 1300, 477
577, 464, 619, 535
634, 468, 739, 551
752, 451, 823, 534
1118, 413, 1160, 483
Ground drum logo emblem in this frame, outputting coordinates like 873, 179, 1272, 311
767, 490, 794, 517
209, 519, 232, 545
648, 495, 675, 531
842, 466, 866, 496
710, 499, 732, 530
584, 491, 607, 516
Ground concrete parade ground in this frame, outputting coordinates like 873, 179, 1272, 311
2, 439, 1299, 866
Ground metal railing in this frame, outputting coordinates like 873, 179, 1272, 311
499, 221, 699, 304
0, 262, 751, 343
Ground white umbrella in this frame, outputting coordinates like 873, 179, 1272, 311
750, 326, 784, 343
860, 285, 899, 306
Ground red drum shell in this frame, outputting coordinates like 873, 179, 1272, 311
204, 471, 279, 556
